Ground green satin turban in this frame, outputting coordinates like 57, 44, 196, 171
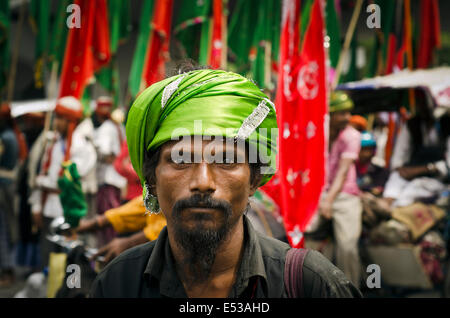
329, 91, 354, 113
125, 69, 278, 189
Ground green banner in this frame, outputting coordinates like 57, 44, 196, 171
97, 0, 132, 107
48, 0, 70, 75
128, 0, 155, 98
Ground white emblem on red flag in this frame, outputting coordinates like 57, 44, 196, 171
288, 225, 303, 246
298, 61, 319, 100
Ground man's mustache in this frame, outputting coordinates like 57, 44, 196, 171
172, 194, 232, 216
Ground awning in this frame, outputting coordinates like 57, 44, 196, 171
10, 99, 56, 118
337, 67, 450, 116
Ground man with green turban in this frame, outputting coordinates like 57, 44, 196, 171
315, 91, 363, 289
90, 68, 361, 298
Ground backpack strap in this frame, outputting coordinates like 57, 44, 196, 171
284, 248, 309, 298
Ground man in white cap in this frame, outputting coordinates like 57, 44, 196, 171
93, 96, 126, 246
29, 96, 97, 269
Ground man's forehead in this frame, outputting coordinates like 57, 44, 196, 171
161, 136, 246, 152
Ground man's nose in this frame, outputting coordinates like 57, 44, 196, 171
189, 162, 216, 194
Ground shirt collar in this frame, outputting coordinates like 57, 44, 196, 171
231, 215, 268, 296
143, 215, 268, 297
143, 226, 187, 297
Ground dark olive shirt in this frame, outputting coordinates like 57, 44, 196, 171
90, 216, 362, 298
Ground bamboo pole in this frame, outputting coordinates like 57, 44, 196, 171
43, 60, 59, 133
332, 0, 363, 90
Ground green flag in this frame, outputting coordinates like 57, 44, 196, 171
365, 0, 396, 77
0, 0, 9, 96
58, 161, 87, 228
271, 0, 281, 64
81, 87, 92, 117
250, 0, 280, 90
97, 0, 132, 106
128, 0, 155, 98
366, 33, 381, 78
325, 0, 341, 69
48, 0, 70, 75
174, 0, 212, 61
198, 17, 212, 66
340, 33, 358, 83
30, 0, 51, 88
227, 0, 259, 73
108, 0, 132, 53
379, 0, 396, 64
300, 0, 314, 40
96, 60, 122, 106
250, 0, 269, 88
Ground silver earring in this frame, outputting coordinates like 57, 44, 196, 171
144, 182, 161, 214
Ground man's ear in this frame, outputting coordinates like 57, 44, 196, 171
249, 174, 262, 197
145, 178, 158, 196
148, 185, 157, 196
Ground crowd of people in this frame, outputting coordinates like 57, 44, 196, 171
0, 85, 449, 295
306, 90, 450, 290
0, 96, 151, 287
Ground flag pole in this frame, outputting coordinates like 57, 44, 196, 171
43, 60, 59, 134
332, 0, 363, 90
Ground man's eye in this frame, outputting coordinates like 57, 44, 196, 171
223, 157, 234, 164
172, 157, 188, 164
211, 156, 235, 165
216, 157, 238, 168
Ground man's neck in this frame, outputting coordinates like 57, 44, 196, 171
168, 217, 245, 298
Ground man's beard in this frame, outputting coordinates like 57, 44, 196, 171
171, 194, 236, 286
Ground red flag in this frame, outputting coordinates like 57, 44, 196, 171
276, 0, 301, 107
384, 34, 397, 75
59, 0, 111, 98
141, 0, 174, 87
209, 0, 227, 69
396, 0, 414, 71
261, 0, 301, 211
417, 0, 441, 69
269, 0, 327, 248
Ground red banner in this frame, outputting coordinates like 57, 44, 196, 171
417, 0, 441, 69
262, 0, 301, 220
209, 0, 226, 69
59, 0, 111, 98
142, 0, 174, 87
265, 0, 327, 248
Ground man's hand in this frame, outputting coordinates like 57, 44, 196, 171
76, 218, 98, 233
396, 166, 427, 181
319, 199, 333, 220
32, 212, 44, 231
91, 231, 148, 264
92, 237, 131, 264
319, 157, 353, 220
75, 215, 109, 234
